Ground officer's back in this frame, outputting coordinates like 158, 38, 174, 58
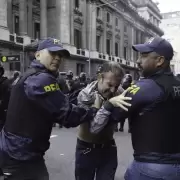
125, 37, 180, 179
90, 37, 180, 180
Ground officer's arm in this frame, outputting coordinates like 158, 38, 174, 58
90, 79, 164, 134
24, 73, 97, 128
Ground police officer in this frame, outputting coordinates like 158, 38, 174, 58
119, 74, 133, 132
66, 70, 75, 93
0, 38, 130, 180
73, 72, 87, 90
0, 65, 11, 130
0, 65, 11, 177
79, 72, 87, 88
90, 37, 180, 180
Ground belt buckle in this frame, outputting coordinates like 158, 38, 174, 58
83, 148, 91, 154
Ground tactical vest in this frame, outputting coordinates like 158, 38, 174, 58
132, 72, 180, 155
4, 68, 54, 155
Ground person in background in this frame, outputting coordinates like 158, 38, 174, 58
90, 66, 102, 82
66, 70, 75, 93
57, 72, 69, 94
0, 65, 11, 130
119, 74, 133, 132
79, 72, 87, 88
9, 71, 21, 86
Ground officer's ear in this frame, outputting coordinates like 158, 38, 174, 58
156, 56, 165, 67
35, 51, 41, 60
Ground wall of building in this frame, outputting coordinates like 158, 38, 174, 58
0, 0, 164, 78
160, 11, 180, 74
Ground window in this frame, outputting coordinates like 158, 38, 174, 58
74, 29, 82, 49
10, 62, 13, 71
124, 25, 127, 33
115, 18, 118, 27
34, 22, 40, 39
136, 30, 139, 43
75, 0, 79, 8
76, 63, 85, 75
115, 43, 119, 57
97, 7, 100, 18
106, 39, 111, 55
14, 15, 19, 34
15, 62, 21, 71
107, 12, 110, 23
9, 62, 21, 71
96, 36, 101, 52
124, 47, 127, 59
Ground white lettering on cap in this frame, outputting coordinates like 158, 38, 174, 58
53, 39, 62, 45
146, 37, 155, 44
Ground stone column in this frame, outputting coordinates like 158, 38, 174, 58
56, 0, 70, 44
138, 30, 141, 44
112, 15, 115, 56
128, 25, 132, 61
81, 0, 87, 49
70, 0, 74, 45
27, 0, 33, 38
7, 0, 13, 34
40, 0, 47, 39
102, 9, 107, 54
0, 0, 10, 41
130, 26, 135, 61
19, 0, 27, 36
89, 3, 96, 51
47, 0, 56, 38
119, 17, 124, 58
133, 28, 137, 61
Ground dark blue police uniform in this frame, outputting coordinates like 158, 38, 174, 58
91, 37, 180, 180
0, 39, 96, 180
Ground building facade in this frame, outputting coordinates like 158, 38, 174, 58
0, 0, 163, 78
160, 11, 180, 74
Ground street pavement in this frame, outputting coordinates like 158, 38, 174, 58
45, 122, 133, 180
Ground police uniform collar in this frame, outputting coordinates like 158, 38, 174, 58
148, 68, 173, 79
30, 60, 57, 77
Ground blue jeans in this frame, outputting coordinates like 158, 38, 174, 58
125, 160, 180, 180
75, 139, 118, 180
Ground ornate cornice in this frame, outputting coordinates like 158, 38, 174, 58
96, 18, 104, 25
74, 8, 83, 16
74, 16, 83, 25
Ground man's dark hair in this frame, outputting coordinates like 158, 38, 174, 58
100, 62, 124, 78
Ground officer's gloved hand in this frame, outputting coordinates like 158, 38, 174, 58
109, 89, 132, 111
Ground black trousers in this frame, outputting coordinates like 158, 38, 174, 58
75, 139, 118, 180
120, 118, 131, 130
0, 151, 49, 180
